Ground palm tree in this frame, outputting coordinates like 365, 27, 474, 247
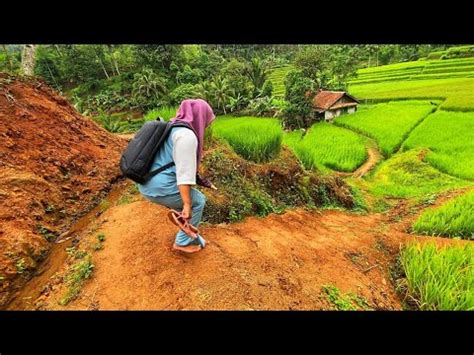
211, 76, 230, 114
197, 80, 214, 104
245, 57, 269, 97
132, 68, 168, 107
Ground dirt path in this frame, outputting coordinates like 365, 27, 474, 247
337, 143, 382, 179
353, 145, 382, 178
22, 191, 466, 311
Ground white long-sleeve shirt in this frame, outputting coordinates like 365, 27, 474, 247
171, 128, 198, 186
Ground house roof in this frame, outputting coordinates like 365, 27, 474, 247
313, 90, 359, 111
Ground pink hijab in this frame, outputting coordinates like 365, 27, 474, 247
170, 99, 215, 165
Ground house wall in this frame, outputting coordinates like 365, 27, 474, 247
320, 93, 359, 122
325, 110, 336, 121
325, 107, 357, 121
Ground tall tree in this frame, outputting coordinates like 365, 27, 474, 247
93, 45, 110, 79
21, 44, 37, 75
107, 45, 121, 76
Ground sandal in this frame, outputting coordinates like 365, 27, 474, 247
167, 209, 199, 239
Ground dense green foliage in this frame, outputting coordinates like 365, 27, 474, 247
282, 70, 316, 129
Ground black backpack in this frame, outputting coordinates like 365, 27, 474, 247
119, 118, 192, 184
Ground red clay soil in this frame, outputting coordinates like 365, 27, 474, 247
0, 74, 125, 306
28, 192, 467, 311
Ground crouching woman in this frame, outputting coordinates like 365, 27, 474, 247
138, 99, 215, 253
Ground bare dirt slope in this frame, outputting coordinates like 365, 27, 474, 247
0, 74, 125, 306
30, 190, 464, 311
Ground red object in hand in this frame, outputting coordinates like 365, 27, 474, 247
167, 209, 199, 239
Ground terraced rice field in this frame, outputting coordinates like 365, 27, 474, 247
283, 123, 368, 172
412, 190, 474, 239
362, 149, 470, 198
402, 111, 474, 181
268, 65, 294, 98
350, 57, 474, 111
212, 116, 283, 163
213, 53, 474, 311
334, 100, 437, 157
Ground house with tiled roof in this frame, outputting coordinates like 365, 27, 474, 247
313, 89, 360, 121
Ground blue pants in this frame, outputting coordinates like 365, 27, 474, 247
143, 188, 207, 247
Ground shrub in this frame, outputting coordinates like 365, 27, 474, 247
246, 96, 281, 117
261, 80, 273, 97
169, 84, 201, 106
176, 64, 203, 85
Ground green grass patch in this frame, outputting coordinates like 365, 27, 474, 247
283, 123, 368, 172
65, 247, 88, 260
143, 106, 178, 122
97, 233, 106, 242
363, 149, 470, 198
402, 111, 474, 180
321, 285, 372, 310
423, 64, 474, 74
117, 194, 132, 205
59, 255, 94, 306
335, 100, 436, 157
397, 242, 474, 310
358, 60, 428, 74
212, 116, 283, 163
412, 190, 474, 239
15, 258, 26, 274
97, 199, 111, 213
36, 224, 57, 242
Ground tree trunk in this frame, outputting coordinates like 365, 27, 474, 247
107, 45, 120, 76
21, 44, 37, 76
96, 51, 110, 79
46, 61, 60, 91
2, 44, 13, 70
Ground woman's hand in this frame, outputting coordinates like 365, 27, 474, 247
178, 185, 193, 220
182, 203, 192, 220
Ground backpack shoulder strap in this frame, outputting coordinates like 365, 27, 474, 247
142, 122, 195, 181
